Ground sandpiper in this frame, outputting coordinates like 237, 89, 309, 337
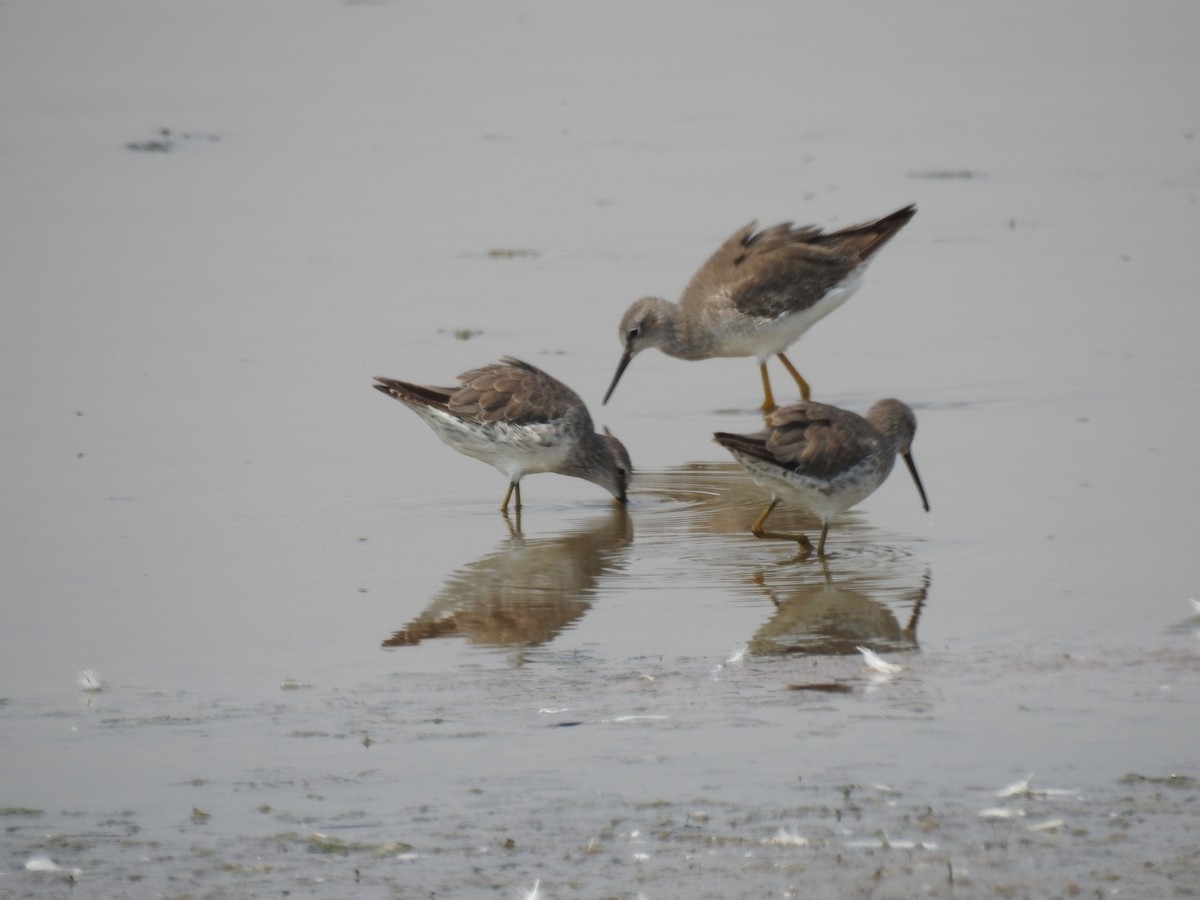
373, 357, 632, 512
713, 398, 929, 557
603, 204, 916, 412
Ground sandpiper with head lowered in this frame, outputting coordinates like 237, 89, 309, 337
713, 398, 928, 557
603, 204, 916, 412
374, 357, 632, 513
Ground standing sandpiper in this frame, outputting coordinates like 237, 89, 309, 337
713, 398, 928, 557
603, 205, 916, 412
374, 357, 632, 513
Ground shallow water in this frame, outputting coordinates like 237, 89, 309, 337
3, 1, 1200, 897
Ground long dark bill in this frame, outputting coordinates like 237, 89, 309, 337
601, 350, 633, 405
902, 452, 930, 512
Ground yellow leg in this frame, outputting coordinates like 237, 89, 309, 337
816, 523, 829, 558
750, 498, 814, 555
776, 352, 811, 402
750, 498, 779, 536
501, 481, 522, 513
759, 362, 776, 413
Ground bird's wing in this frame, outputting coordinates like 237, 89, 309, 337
450, 357, 583, 425
765, 402, 883, 480
373, 377, 456, 411
680, 222, 857, 320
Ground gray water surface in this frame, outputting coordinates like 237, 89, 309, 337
3, 1, 1198, 897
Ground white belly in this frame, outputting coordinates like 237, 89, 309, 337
416, 407, 574, 481
712, 270, 864, 360
734, 449, 890, 524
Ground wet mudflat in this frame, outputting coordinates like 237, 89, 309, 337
3, 1, 1199, 897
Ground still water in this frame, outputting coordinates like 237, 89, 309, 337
3, 1, 1198, 897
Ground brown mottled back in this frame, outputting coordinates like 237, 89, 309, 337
678, 205, 917, 321
448, 357, 585, 425
763, 402, 884, 481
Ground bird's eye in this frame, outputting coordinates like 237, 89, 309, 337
626, 327, 640, 341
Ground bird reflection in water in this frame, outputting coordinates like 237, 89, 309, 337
383, 507, 632, 649
748, 567, 929, 657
